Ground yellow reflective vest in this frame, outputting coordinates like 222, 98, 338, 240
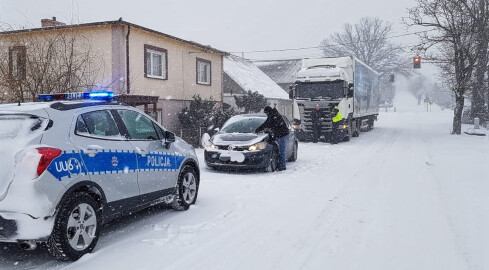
332, 107, 343, 123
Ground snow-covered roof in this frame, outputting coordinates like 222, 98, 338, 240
254, 59, 302, 84
224, 55, 289, 100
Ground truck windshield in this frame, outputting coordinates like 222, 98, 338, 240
295, 81, 345, 99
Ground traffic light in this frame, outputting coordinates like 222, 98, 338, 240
413, 57, 421, 69
389, 74, 395, 82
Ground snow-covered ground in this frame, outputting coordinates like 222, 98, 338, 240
1, 90, 488, 270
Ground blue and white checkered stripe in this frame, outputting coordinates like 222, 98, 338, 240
47, 150, 185, 181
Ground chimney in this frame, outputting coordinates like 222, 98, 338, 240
41, 17, 66, 28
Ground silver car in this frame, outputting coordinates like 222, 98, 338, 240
0, 93, 200, 260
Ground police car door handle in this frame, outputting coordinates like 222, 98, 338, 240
84, 145, 103, 157
135, 147, 148, 157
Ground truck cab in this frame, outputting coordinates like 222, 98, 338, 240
290, 56, 379, 143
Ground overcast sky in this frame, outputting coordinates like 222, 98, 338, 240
0, 0, 420, 58
0, 0, 437, 84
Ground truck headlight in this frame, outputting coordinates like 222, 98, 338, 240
249, 142, 267, 152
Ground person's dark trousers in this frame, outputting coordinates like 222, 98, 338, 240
331, 123, 340, 144
312, 127, 320, 143
277, 135, 288, 170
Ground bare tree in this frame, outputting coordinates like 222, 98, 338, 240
320, 17, 412, 77
0, 30, 105, 102
470, 0, 489, 124
320, 17, 412, 107
408, 74, 428, 105
406, 0, 483, 134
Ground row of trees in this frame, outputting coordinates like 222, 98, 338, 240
406, 0, 489, 134
407, 74, 454, 109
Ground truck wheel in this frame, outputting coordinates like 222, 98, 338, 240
367, 119, 375, 131
47, 192, 101, 261
352, 120, 360, 137
172, 165, 199, 211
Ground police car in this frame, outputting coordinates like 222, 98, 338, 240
0, 92, 200, 260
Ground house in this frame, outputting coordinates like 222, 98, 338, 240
223, 55, 292, 119
0, 17, 228, 132
254, 59, 302, 92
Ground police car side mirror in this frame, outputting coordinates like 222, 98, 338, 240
163, 131, 175, 147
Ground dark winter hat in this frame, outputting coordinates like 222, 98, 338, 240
264, 106, 273, 114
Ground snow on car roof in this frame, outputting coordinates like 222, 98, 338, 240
0, 102, 52, 112
0, 100, 113, 113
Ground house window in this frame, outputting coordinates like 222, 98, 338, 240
144, 45, 167, 79
196, 58, 211, 85
9, 46, 26, 80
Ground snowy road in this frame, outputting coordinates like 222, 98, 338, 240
1, 91, 488, 269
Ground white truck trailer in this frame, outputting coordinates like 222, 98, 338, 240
289, 56, 380, 142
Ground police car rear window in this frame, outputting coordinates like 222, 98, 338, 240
75, 110, 121, 138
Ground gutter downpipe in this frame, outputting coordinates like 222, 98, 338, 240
126, 25, 131, 94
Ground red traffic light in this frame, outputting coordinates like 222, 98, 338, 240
413, 57, 421, 69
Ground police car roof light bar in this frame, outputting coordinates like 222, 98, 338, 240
38, 91, 114, 102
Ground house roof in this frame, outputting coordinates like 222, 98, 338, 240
0, 19, 228, 56
224, 55, 289, 100
254, 59, 302, 84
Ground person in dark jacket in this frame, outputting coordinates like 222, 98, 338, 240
310, 104, 324, 143
255, 106, 290, 171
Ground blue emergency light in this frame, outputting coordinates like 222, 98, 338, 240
38, 91, 114, 102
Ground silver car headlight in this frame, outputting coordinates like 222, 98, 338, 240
248, 142, 267, 152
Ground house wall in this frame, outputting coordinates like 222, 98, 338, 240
111, 25, 127, 94
0, 25, 114, 96
127, 27, 223, 102
0, 23, 226, 134
269, 99, 293, 120
223, 72, 245, 96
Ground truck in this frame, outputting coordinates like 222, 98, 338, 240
289, 56, 380, 142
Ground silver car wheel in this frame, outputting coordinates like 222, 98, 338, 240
182, 173, 197, 204
66, 203, 97, 251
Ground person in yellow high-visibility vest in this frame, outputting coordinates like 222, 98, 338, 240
331, 106, 343, 144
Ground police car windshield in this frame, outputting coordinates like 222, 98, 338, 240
221, 117, 266, 133
0, 114, 49, 140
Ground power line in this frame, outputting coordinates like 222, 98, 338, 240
244, 42, 429, 62
229, 29, 437, 54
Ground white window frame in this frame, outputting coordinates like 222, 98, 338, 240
196, 58, 211, 85
145, 45, 167, 80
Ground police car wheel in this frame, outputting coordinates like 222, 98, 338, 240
172, 165, 199, 211
47, 192, 101, 261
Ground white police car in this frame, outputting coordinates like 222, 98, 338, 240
0, 92, 200, 260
